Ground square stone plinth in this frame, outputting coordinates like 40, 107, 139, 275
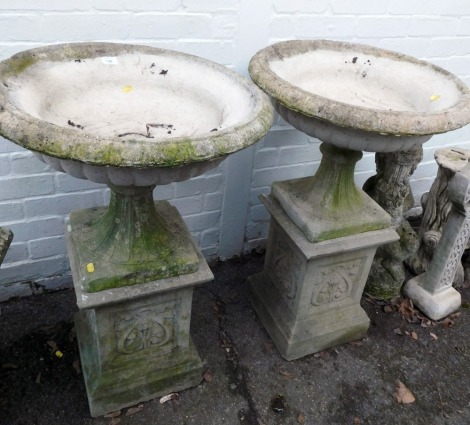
67, 216, 213, 417
248, 195, 398, 361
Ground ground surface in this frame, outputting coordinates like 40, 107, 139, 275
1, 254, 470, 425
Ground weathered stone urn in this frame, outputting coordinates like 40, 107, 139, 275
0, 42, 273, 415
248, 39, 470, 360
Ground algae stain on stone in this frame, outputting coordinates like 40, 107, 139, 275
8, 55, 38, 76
161, 140, 197, 166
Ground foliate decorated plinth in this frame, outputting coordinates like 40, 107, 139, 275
68, 200, 213, 417
248, 195, 398, 360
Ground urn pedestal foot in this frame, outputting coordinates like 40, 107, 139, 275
68, 194, 199, 293
247, 194, 398, 360
272, 144, 390, 243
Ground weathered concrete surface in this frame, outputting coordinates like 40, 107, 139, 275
2, 255, 470, 425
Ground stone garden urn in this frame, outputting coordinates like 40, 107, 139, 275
248, 39, 470, 360
0, 42, 273, 415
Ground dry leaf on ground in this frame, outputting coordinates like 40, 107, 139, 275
126, 404, 143, 416
104, 410, 121, 418
46, 340, 59, 352
353, 417, 362, 424
396, 380, 416, 404
212, 301, 225, 319
280, 370, 296, 380
440, 317, 455, 327
297, 413, 306, 424
430, 332, 438, 340
421, 319, 433, 328
397, 298, 433, 325
109, 419, 121, 425
160, 393, 179, 404
398, 298, 414, 317
72, 359, 81, 375
263, 342, 274, 354
203, 369, 213, 382
411, 331, 418, 340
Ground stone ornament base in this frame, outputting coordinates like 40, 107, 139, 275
67, 205, 213, 417
247, 195, 398, 361
68, 200, 199, 293
403, 274, 461, 321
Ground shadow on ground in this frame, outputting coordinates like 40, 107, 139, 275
1, 253, 470, 425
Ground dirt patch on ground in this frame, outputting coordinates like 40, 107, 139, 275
1, 255, 470, 425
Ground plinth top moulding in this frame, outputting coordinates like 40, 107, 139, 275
0, 42, 274, 168
249, 39, 470, 143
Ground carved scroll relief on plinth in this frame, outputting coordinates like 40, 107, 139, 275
114, 301, 178, 355
310, 257, 366, 308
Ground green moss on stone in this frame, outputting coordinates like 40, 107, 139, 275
316, 221, 390, 242
161, 140, 197, 166
8, 55, 38, 75
69, 196, 199, 293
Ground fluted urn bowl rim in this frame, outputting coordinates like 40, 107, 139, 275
0, 42, 274, 168
249, 39, 470, 137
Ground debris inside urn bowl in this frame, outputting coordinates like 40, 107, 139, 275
117, 123, 176, 139
67, 120, 85, 130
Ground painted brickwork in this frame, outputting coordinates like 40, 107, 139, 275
0, 0, 469, 299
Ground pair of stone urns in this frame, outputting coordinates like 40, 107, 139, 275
1, 39, 469, 416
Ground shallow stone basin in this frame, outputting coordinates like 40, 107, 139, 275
0, 42, 273, 182
249, 39, 470, 152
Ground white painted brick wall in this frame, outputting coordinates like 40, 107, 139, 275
0, 0, 469, 299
